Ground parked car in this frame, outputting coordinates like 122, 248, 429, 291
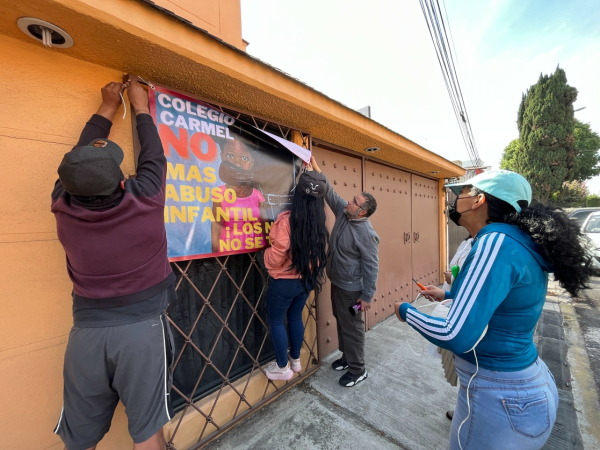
581, 211, 600, 270
567, 208, 600, 227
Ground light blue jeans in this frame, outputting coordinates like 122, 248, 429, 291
267, 278, 311, 368
450, 356, 559, 450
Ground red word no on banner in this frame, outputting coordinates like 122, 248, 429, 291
158, 124, 218, 162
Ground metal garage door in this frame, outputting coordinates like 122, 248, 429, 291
312, 146, 441, 358
365, 161, 413, 329
411, 175, 440, 298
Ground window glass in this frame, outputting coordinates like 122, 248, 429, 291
584, 216, 600, 233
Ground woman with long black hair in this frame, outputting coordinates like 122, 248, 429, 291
263, 166, 329, 380
395, 170, 595, 450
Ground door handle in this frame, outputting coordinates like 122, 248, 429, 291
404, 232, 411, 244
413, 232, 420, 243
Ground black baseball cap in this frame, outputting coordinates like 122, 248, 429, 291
297, 171, 326, 198
58, 139, 124, 196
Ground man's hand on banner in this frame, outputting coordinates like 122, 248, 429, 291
125, 79, 150, 115
96, 82, 126, 121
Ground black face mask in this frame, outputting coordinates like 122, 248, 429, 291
448, 196, 472, 226
219, 161, 254, 186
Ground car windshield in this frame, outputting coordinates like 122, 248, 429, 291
584, 216, 600, 233
570, 210, 600, 225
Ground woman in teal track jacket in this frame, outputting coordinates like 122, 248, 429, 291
395, 170, 595, 450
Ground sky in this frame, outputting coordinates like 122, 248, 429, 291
240, 0, 600, 192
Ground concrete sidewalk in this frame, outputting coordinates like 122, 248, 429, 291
206, 288, 600, 450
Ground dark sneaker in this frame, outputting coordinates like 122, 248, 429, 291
339, 370, 368, 387
331, 358, 349, 371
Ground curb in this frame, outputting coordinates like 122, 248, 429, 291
560, 301, 600, 449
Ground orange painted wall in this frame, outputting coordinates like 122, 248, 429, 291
0, 34, 137, 450
151, 0, 247, 50
0, 2, 456, 448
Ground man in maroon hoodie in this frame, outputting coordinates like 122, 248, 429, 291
51, 80, 175, 450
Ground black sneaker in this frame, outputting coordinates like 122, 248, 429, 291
331, 358, 349, 371
339, 370, 368, 387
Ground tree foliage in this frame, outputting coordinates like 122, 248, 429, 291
569, 119, 600, 182
512, 67, 578, 201
552, 180, 589, 207
499, 139, 520, 171
503, 120, 600, 186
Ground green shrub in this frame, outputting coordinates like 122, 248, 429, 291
586, 195, 600, 207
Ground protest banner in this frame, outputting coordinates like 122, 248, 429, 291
146, 85, 309, 261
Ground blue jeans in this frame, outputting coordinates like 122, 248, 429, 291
267, 278, 310, 368
450, 356, 558, 450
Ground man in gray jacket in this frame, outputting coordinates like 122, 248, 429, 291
309, 156, 379, 387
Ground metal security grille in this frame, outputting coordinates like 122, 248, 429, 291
167, 255, 271, 411
160, 99, 318, 450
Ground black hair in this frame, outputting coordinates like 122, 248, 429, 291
471, 187, 595, 296
361, 192, 377, 217
289, 190, 330, 294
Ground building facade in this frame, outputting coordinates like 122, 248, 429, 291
0, 1, 463, 449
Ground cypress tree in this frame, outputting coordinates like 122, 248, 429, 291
517, 93, 526, 133
513, 67, 578, 201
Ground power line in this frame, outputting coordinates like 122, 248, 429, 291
418, 0, 482, 167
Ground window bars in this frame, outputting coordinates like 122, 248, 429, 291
163, 102, 317, 450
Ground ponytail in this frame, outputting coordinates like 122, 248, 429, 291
471, 187, 595, 296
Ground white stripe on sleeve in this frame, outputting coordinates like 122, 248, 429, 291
407, 233, 505, 341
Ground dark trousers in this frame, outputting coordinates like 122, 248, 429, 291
331, 283, 365, 375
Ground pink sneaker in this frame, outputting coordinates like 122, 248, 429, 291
264, 362, 293, 381
289, 356, 302, 373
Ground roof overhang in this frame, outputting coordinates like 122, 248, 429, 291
0, 0, 464, 179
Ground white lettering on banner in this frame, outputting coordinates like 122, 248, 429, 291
207, 110, 220, 122
160, 113, 235, 140
160, 111, 175, 125
158, 93, 171, 108
201, 122, 215, 135
189, 118, 201, 132
158, 95, 235, 125
156, 91, 236, 140
186, 102, 197, 116
172, 98, 185, 112
174, 115, 189, 129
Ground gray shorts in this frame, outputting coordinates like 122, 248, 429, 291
54, 314, 175, 450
